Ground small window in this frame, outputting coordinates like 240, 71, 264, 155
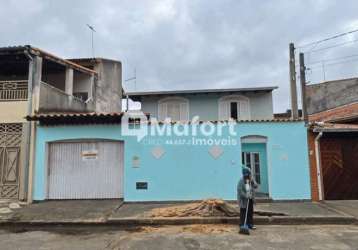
167, 102, 181, 121
129, 118, 141, 129
158, 97, 189, 121
230, 102, 238, 120
254, 153, 261, 184
218, 95, 250, 120
73, 92, 88, 101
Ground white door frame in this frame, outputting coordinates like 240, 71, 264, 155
242, 151, 261, 184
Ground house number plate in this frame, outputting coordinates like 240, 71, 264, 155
81, 150, 98, 160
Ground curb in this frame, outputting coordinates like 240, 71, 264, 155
107, 215, 357, 226
266, 216, 356, 225
0, 215, 355, 228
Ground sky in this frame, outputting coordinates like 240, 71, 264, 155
1, 0, 358, 112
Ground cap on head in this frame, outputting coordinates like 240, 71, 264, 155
242, 167, 251, 177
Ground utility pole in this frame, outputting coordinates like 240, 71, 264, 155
289, 43, 299, 119
299, 52, 308, 123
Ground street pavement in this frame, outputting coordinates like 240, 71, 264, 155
0, 225, 357, 250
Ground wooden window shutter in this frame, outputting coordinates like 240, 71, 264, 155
239, 100, 250, 120
219, 101, 229, 120
158, 102, 168, 121
179, 102, 189, 121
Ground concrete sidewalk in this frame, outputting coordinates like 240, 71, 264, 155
0, 200, 123, 223
323, 200, 358, 218
0, 200, 356, 228
108, 201, 356, 226
0, 200, 25, 219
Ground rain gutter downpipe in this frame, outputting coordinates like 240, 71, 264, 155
24, 48, 35, 203
314, 131, 324, 201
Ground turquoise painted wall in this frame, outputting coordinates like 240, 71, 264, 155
139, 92, 274, 121
33, 122, 311, 201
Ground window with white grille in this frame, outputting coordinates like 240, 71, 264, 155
218, 95, 250, 120
158, 97, 189, 121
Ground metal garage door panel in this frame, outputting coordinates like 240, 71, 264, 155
48, 141, 124, 199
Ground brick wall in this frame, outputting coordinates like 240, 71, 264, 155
309, 102, 358, 122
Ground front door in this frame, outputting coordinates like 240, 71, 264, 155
0, 123, 22, 199
241, 143, 269, 195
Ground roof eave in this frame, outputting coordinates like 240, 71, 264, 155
313, 127, 358, 132
0, 45, 97, 76
28, 47, 97, 75
126, 86, 278, 98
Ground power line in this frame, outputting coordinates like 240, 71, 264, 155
308, 57, 358, 70
307, 58, 358, 83
297, 28, 358, 48
307, 38, 358, 53
308, 54, 358, 66
295, 53, 358, 68
325, 58, 358, 67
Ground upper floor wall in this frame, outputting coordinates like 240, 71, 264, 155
69, 58, 122, 113
0, 46, 97, 118
0, 46, 123, 121
128, 87, 276, 121
0, 100, 27, 123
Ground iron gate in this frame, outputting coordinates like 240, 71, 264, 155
0, 123, 22, 199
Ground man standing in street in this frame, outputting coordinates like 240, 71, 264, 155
237, 167, 258, 231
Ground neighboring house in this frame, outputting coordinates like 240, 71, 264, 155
28, 85, 311, 202
274, 109, 303, 119
0, 45, 122, 201
306, 78, 358, 201
68, 58, 122, 112
127, 87, 276, 121
306, 77, 358, 115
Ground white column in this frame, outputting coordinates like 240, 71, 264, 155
65, 68, 74, 96
32, 56, 42, 113
89, 74, 94, 100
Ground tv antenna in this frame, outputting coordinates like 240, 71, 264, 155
124, 68, 137, 111
86, 24, 96, 58
125, 68, 137, 91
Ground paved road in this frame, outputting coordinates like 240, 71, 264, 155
0, 225, 357, 250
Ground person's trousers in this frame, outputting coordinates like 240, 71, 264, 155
240, 199, 254, 226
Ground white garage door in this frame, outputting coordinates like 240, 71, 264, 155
47, 140, 124, 199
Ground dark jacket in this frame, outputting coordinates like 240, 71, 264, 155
237, 178, 258, 208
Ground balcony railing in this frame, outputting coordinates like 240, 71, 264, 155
0, 80, 28, 101
39, 81, 94, 112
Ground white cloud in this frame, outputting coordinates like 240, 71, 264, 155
1, 0, 358, 112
